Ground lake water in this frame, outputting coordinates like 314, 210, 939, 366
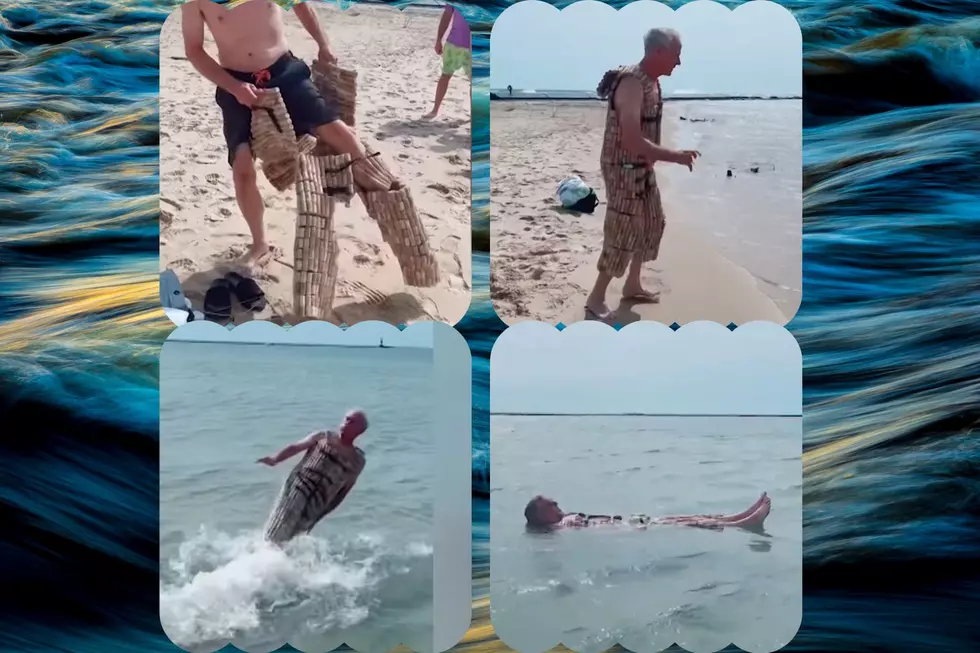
490, 415, 802, 653
661, 100, 803, 317
159, 342, 435, 653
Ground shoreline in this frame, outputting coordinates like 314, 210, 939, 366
490, 100, 794, 327
490, 94, 803, 102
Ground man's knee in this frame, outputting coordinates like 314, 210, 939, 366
231, 146, 257, 183
317, 120, 353, 139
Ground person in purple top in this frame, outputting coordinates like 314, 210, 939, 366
424, 4, 472, 119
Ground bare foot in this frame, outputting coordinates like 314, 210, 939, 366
731, 495, 771, 529
622, 283, 659, 303
717, 492, 768, 522
585, 301, 614, 322
423, 110, 438, 120
241, 243, 272, 270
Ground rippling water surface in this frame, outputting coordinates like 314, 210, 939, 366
491, 416, 802, 653
1, 1, 979, 652
160, 342, 435, 653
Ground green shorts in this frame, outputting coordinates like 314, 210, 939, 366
442, 43, 472, 79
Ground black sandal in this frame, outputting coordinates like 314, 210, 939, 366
203, 278, 233, 325
225, 271, 267, 312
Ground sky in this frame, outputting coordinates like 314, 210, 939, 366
167, 320, 435, 348
490, 0, 802, 96
491, 321, 802, 416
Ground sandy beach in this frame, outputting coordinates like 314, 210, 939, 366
159, 4, 472, 326
490, 100, 801, 326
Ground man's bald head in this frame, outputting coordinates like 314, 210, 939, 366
340, 409, 368, 444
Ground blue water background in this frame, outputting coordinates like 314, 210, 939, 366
1, 1, 979, 652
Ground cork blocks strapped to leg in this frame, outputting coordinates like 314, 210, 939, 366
293, 154, 343, 321
309, 62, 441, 288
250, 88, 317, 191
311, 61, 358, 128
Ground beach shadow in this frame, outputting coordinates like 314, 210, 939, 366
615, 296, 660, 325
333, 291, 432, 326
378, 118, 471, 154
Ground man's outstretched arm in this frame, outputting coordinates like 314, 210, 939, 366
293, 2, 334, 60
257, 430, 328, 466
181, 2, 245, 95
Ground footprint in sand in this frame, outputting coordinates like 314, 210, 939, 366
353, 254, 380, 267
440, 234, 461, 255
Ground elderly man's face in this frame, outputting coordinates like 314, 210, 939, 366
657, 43, 682, 75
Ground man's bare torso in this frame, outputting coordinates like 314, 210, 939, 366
195, 0, 289, 72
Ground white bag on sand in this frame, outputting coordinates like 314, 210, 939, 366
557, 175, 592, 208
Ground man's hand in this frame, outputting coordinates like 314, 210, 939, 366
232, 82, 266, 108
317, 45, 337, 66
257, 456, 277, 466
434, 41, 443, 56
669, 149, 700, 171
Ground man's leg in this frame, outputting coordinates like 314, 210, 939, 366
622, 254, 658, 302
231, 144, 269, 267
586, 272, 614, 320
424, 73, 453, 119
314, 120, 367, 160
622, 188, 665, 301
588, 204, 633, 321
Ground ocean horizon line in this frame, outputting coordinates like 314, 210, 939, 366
490, 90, 802, 102
491, 412, 802, 418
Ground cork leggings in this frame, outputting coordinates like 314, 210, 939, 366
595, 165, 666, 279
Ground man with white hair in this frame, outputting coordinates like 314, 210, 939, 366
585, 27, 700, 322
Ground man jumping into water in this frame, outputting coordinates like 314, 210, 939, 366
181, 0, 379, 269
257, 409, 368, 543
524, 492, 771, 532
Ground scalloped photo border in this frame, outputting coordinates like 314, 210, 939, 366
159, 319, 473, 653
488, 319, 802, 653
488, 0, 803, 329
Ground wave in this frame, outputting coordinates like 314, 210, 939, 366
159, 526, 432, 651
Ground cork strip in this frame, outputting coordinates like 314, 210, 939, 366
364, 187, 440, 287
293, 154, 340, 319
311, 61, 358, 128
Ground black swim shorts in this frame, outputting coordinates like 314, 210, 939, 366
215, 52, 342, 166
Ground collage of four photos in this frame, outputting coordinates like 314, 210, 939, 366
155, 1, 802, 652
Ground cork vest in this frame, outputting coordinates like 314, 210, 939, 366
600, 65, 663, 171
264, 434, 366, 543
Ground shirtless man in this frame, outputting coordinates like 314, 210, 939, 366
524, 492, 771, 532
181, 0, 370, 268
585, 28, 699, 321
257, 409, 368, 543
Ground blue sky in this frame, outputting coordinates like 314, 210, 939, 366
490, 0, 802, 96
491, 321, 802, 415
167, 320, 434, 348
